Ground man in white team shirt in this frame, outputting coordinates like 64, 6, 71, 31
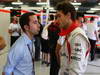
55, 2, 90, 75
8, 16, 21, 46
87, 17, 99, 61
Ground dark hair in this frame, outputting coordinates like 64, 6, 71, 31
90, 17, 94, 21
76, 12, 84, 19
56, 2, 76, 21
49, 14, 54, 21
19, 12, 35, 32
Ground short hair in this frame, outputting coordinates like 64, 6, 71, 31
76, 12, 84, 19
49, 14, 54, 21
90, 17, 94, 21
56, 2, 76, 21
19, 12, 35, 32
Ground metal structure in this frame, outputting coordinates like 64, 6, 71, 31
0, 0, 100, 14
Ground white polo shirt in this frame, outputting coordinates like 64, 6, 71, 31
9, 23, 21, 36
87, 21, 98, 40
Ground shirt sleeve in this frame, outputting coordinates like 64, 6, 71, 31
8, 23, 12, 30
3, 44, 24, 75
18, 24, 21, 29
57, 36, 66, 46
69, 34, 90, 75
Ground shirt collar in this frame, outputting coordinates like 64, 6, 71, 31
58, 21, 79, 36
22, 33, 35, 45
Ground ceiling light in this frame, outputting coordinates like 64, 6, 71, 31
71, 2, 81, 6
4, 7, 13, 9
86, 10, 95, 13
49, 7, 54, 10
90, 8, 100, 11
75, 7, 78, 10
98, 3, 100, 5
36, 2, 48, 5
49, 10, 56, 12
12, 2, 23, 5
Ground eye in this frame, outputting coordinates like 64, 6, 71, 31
33, 20, 38, 24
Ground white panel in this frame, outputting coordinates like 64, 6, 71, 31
0, 12, 10, 51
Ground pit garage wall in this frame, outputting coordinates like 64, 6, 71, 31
0, 12, 10, 51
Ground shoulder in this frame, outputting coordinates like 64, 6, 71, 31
9, 36, 26, 54
70, 27, 89, 43
70, 33, 90, 47
9, 23, 13, 26
9, 23, 14, 29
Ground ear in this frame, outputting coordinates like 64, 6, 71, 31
24, 25, 30, 31
66, 12, 71, 19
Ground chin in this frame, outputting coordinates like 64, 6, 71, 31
35, 32, 39, 35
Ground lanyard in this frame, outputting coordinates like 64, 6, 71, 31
27, 44, 34, 59
27, 44, 35, 68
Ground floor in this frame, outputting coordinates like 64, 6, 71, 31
0, 47, 100, 75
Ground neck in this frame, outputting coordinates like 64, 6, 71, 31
25, 32, 34, 40
69, 20, 73, 26
65, 19, 73, 29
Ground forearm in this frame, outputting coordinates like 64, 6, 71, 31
55, 43, 61, 65
2, 72, 5, 75
2, 72, 14, 75
95, 31, 99, 41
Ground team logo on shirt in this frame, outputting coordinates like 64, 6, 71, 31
74, 48, 81, 52
71, 56, 81, 61
75, 43, 81, 46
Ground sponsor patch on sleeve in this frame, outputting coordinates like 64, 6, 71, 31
75, 43, 81, 46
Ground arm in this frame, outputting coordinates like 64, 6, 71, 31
8, 29, 14, 35
94, 23, 99, 41
2, 72, 5, 75
95, 30, 99, 41
2, 72, 13, 75
3, 44, 23, 75
55, 43, 62, 65
17, 24, 21, 35
55, 36, 65, 66
69, 35, 90, 75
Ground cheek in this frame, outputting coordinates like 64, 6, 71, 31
60, 19, 65, 25
60, 17, 65, 23
58, 18, 63, 24
32, 25, 38, 31
30, 25, 35, 31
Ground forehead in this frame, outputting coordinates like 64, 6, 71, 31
56, 11, 66, 17
13, 16, 17, 18
29, 15, 37, 20
56, 11, 63, 15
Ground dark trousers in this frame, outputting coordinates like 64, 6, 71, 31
89, 38, 96, 61
50, 43, 60, 75
34, 36, 41, 61
50, 55, 60, 75
11, 36, 20, 46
